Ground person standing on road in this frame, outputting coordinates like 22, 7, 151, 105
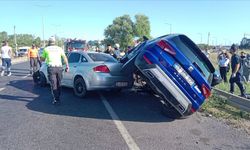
218, 52, 230, 82
40, 36, 69, 105
240, 51, 250, 83
104, 44, 112, 54
114, 43, 120, 60
229, 44, 246, 98
28, 44, 39, 74
1, 41, 12, 76
104, 44, 116, 58
243, 54, 250, 82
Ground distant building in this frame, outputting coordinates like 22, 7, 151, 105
240, 37, 250, 49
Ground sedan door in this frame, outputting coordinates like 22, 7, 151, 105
62, 52, 81, 87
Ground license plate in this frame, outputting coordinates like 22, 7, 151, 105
116, 82, 128, 87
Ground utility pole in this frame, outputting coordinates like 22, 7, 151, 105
197, 33, 202, 44
207, 32, 210, 46
42, 16, 45, 47
14, 25, 17, 56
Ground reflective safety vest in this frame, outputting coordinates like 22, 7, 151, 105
41, 46, 65, 67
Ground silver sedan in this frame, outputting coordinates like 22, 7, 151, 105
33, 51, 133, 97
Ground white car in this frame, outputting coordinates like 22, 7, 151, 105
18, 46, 30, 57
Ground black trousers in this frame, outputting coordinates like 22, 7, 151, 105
219, 66, 228, 82
229, 72, 245, 96
47, 67, 63, 101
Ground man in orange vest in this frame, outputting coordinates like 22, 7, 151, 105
28, 44, 39, 74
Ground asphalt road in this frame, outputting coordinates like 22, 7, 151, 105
0, 62, 249, 150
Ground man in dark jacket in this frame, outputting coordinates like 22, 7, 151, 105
229, 44, 246, 98
104, 44, 117, 59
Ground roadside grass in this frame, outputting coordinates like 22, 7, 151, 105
200, 95, 250, 120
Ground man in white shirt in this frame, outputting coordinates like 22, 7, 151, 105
218, 52, 230, 82
1, 41, 12, 76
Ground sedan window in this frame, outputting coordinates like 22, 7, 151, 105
88, 53, 117, 62
81, 55, 88, 62
68, 53, 81, 63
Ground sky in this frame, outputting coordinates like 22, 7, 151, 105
1, 0, 250, 45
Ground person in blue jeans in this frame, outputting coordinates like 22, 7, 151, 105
229, 44, 246, 98
1, 41, 12, 76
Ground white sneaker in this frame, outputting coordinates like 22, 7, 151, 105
0, 71, 4, 76
7, 72, 11, 76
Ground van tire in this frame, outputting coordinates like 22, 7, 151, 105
33, 71, 47, 87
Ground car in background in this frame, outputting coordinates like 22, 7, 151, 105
121, 34, 220, 118
64, 39, 88, 53
33, 51, 133, 97
17, 46, 30, 57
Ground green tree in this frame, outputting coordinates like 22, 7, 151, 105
0, 31, 8, 42
11, 34, 34, 47
104, 15, 134, 49
33, 37, 41, 47
134, 14, 151, 40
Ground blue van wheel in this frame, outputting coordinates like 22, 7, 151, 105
161, 103, 186, 119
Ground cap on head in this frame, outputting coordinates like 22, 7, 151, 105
49, 36, 56, 44
114, 43, 120, 48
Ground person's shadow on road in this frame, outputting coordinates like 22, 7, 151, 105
4, 79, 174, 123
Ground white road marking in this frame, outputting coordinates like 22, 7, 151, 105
99, 93, 140, 150
0, 88, 5, 92
22, 74, 31, 79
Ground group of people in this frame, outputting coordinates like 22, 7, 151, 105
218, 44, 249, 98
1, 37, 69, 105
103, 43, 124, 60
0, 41, 41, 76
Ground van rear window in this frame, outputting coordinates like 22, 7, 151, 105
171, 36, 213, 83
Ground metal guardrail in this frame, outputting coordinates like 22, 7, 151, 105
213, 88, 250, 113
